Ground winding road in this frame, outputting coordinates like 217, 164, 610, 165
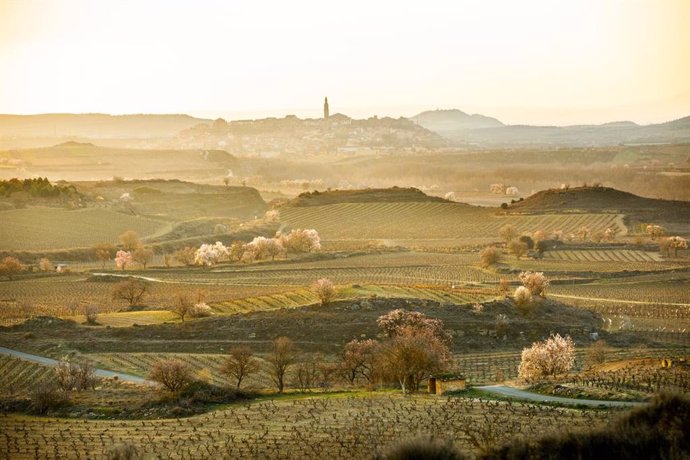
0, 346, 154, 385
477, 385, 645, 407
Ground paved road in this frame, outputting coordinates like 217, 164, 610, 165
477, 385, 645, 407
0, 346, 154, 385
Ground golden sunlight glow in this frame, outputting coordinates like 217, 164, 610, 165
0, 0, 688, 124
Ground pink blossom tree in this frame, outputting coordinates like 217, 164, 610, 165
114, 250, 132, 271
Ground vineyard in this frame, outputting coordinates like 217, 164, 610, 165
569, 360, 690, 396
0, 394, 616, 459
279, 202, 625, 241
0, 355, 54, 394
0, 207, 168, 251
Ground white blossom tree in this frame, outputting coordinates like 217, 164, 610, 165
194, 242, 229, 266
518, 333, 575, 380
518, 271, 549, 296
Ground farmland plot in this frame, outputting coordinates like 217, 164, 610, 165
0, 394, 615, 459
280, 202, 625, 241
0, 207, 168, 251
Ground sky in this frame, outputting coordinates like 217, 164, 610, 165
0, 0, 688, 125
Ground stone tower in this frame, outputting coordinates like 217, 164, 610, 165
323, 97, 329, 119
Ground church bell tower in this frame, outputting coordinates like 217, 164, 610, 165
323, 97, 329, 119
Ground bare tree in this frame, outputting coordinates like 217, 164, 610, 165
148, 359, 194, 392
173, 247, 196, 266
172, 292, 194, 322
508, 240, 528, 260
221, 346, 260, 389
132, 247, 154, 269
93, 243, 116, 269
119, 230, 142, 251
111, 279, 150, 308
268, 336, 298, 393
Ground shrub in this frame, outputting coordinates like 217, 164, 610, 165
54, 357, 97, 391
0, 256, 25, 280
190, 302, 213, 318
84, 305, 99, 325
106, 442, 142, 460
378, 437, 467, 460
29, 383, 70, 414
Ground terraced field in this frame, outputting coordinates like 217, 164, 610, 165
543, 249, 661, 263
0, 355, 53, 394
213, 285, 499, 315
0, 207, 168, 251
279, 202, 625, 241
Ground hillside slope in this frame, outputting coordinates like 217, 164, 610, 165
286, 187, 452, 207
508, 186, 690, 223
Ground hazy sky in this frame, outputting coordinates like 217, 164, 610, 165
1, 0, 688, 124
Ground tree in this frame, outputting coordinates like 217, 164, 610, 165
518, 333, 575, 381
132, 247, 154, 269
119, 230, 142, 251
0, 256, 25, 280
280, 229, 321, 254
111, 278, 149, 308
228, 241, 246, 262
93, 243, 116, 269
38, 257, 53, 272
498, 224, 518, 242
312, 278, 336, 306
585, 339, 610, 368
376, 309, 451, 344
646, 224, 666, 240
508, 240, 528, 260
84, 305, 99, 325
148, 359, 194, 392
221, 346, 260, 389
115, 250, 132, 271
513, 286, 532, 306
173, 247, 196, 266
267, 336, 298, 393
379, 327, 451, 393
341, 339, 379, 386
172, 292, 194, 322
479, 246, 500, 268
661, 236, 688, 257
194, 241, 229, 266
518, 271, 549, 296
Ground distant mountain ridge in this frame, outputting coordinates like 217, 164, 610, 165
411, 110, 690, 147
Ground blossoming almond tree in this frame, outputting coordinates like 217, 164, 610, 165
194, 242, 229, 266
114, 250, 132, 271
518, 333, 575, 381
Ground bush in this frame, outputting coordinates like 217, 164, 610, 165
190, 302, 213, 318
378, 437, 467, 460
106, 443, 142, 460
312, 278, 336, 306
518, 271, 549, 296
513, 286, 532, 306
29, 383, 70, 414
482, 393, 690, 459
